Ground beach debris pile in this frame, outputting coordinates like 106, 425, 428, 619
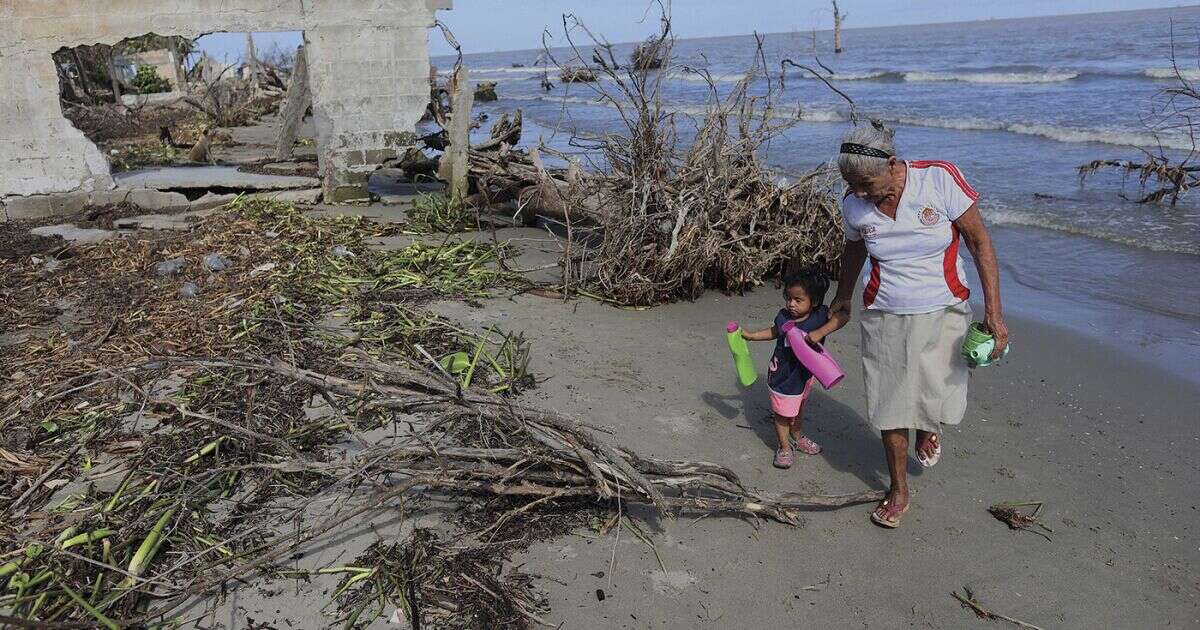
0, 199, 880, 628
630, 37, 665, 70
400, 19, 845, 306
559, 66, 598, 83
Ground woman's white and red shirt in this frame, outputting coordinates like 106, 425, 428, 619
841, 160, 978, 314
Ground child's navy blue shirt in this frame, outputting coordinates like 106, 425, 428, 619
767, 306, 829, 395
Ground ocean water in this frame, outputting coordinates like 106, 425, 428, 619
434, 6, 1200, 382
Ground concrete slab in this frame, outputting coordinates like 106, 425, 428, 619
369, 169, 445, 202
114, 208, 219, 231
30, 224, 115, 243
302, 203, 413, 224
113, 166, 321, 191
258, 162, 319, 177
120, 92, 185, 107
4, 195, 55, 221
256, 188, 324, 204
124, 189, 191, 211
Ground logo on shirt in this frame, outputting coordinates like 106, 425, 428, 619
919, 207, 939, 226
860, 224, 878, 239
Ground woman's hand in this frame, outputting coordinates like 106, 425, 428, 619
828, 296, 853, 331
985, 312, 1009, 359
830, 238, 867, 334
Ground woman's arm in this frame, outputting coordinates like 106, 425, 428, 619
807, 311, 847, 345
954, 204, 1008, 358
741, 326, 778, 342
827, 239, 867, 331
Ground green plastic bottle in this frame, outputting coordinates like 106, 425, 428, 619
726, 322, 757, 387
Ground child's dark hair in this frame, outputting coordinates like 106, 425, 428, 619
782, 266, 830, 305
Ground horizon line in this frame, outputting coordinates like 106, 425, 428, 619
432, 3, 1200, 58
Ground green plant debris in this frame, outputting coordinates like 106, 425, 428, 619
406, 192, 480, 233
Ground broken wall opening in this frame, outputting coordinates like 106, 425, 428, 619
2, 1, 447, 216
54, 31, 308, 174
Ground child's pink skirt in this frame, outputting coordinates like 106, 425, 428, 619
768, 377, 814, 419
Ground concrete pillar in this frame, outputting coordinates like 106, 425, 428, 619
305, 24, 429, 202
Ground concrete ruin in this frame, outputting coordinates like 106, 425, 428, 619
0, 0, 450, 214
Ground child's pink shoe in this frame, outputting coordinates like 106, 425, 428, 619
773, 447, 794, 469
792, 435, 822, 455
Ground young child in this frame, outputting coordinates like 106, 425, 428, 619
741, 267, 844, 469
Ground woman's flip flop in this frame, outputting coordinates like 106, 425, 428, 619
870, 498, 909, 529
916, 433, 941, 468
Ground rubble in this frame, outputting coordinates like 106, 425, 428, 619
154, 256, 186, 276
1, 0, 449, 204
113, 166, 321, 192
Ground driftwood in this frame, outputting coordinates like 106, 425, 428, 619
474, 80, 498, 102
438, 66, 475, 202
397, 107, 601, 224
631, 40, 664, 70
275, 46, 311, 160
535, 15, 844, 305
162, 352, 884, 523
833, 0, 847, 53
1080, 31, 1200, 205
953, 587, 1045, 630
400, 14, 846, 305
560, 66, 597, 83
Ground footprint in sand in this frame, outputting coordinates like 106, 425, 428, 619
652, 414, 700, 435
650, 570, 697, 594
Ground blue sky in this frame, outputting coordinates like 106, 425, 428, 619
195, 1, 1194, 62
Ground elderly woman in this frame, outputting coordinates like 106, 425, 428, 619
826, 123, 1008, 529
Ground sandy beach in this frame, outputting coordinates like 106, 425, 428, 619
6, 4, 1200, 628
426, 248, 1200, 629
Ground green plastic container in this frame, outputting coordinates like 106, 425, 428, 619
961, 322, 1010, 367
440, 352, 471, 375
726, 322, 758, 387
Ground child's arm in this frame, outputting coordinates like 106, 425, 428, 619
740, 325, 778, 342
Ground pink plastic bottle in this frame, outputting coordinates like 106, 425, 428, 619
779, 320, 845, 390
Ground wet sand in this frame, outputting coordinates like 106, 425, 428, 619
433, 272, 1200, 629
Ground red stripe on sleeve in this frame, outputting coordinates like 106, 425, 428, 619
911, 160, 979, 202
863, 256, 882, 307
944, 224, 971, 301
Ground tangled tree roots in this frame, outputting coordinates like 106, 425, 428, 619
545, 18, 844, 305
400, 15, 847, 307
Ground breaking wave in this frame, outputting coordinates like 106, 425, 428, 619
668, 71, 749, 84
791, 69, 1077, 84
505, 94, 1195, 151
1142, 67, 1200, 81
984, 206, 1200, 256
471, 66, 550, 75
903, 71, 1080, 84
795, 108, 1194, 150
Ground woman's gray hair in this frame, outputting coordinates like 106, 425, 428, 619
837, 122, 897, 179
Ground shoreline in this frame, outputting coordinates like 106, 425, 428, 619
431, 275, 1200, 628
983, 224, 1200, 385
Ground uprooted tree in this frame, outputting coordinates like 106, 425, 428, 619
397, 12, 846, 307
1080, 36, 1200, 205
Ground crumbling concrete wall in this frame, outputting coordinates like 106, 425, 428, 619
0, 0, 450, 205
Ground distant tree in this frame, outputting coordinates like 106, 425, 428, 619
131, 65, 172, 94
833, 1, 847, 54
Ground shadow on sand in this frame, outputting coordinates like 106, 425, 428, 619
701, 381, 925, 492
